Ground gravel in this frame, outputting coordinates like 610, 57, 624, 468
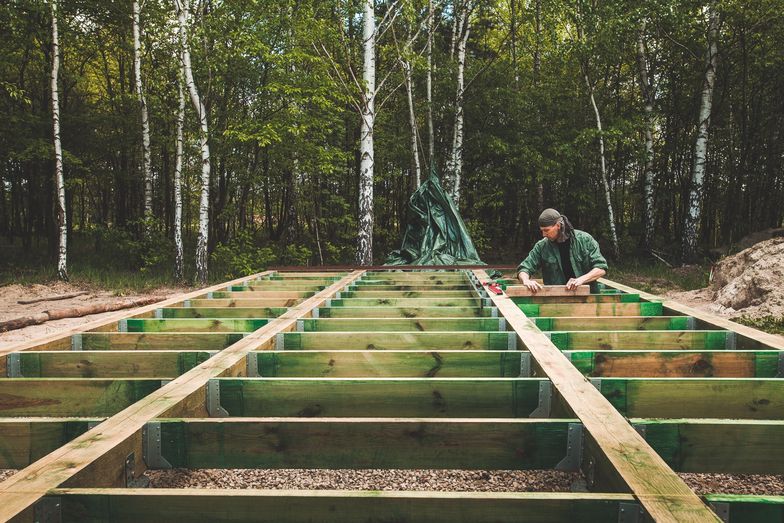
679, 473, 784, 495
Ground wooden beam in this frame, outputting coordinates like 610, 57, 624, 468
281, 332, 513, 351
342, 290, 477, 298
547, 330, 732, 351
350, 284, 474, 290
567, 350, 781, 378
317, 307, 493, 318
187, 299, 303, 308
14, 350, 212, 378
299, 318, 502, 332
601, 278, 784, 351
217, 378, 542, 417
473, 270, 720, 521
0, 418, 99, 468
73, 332, 243, 351
517, 302, 663, 317
511, 294, 639, 304
331, 298, 483, 307
505, 285, 590, 297
0, 271, 366, 521
157, 307, 287, 319
124, 318, 268, 333
256, 350, 525, 377
210, 291, 315, 299
535, 316, 692, 331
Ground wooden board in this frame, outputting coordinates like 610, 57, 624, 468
505, 285, 590, 297
511, 294, 639, 304
218, 378, 542, 418
317, 307, 493, 318
187, 298, 304, 308
76, 332, 243, 351
16, 350, 212, 378
535, 316, 692, 331
125, 318, 268, 333
256, 350, 525, 378
0, 418, 99, 468
281, 332, 513, 351
158, 307, 287, 319
547, 330, 731, 351
299, 318, 502, 332
331, 298, 483, 307
517, 302, 663, 317
472, 270, 719, 521
342, 290, 477, 298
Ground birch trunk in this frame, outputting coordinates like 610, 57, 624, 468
51, 0, 67, 281
173, 54, 185, 281
636, 25, 656, 249
176, 0, 211, 283
402, 59, 421, 187
356, 0, 375, 265
683, 5, 719, 262
584, 70, 620, 258
133, 0, 153, 220
426, 0, 434, 164
447, 0, 472, 205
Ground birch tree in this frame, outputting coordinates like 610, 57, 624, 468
356, 0, 376, 266
176, 0, 211, 283
683, 3, 720, 262
446, 0, 473, 205
426, 0, 434, 164
173, 51, 185, 281
636, 22, 656, 249
50, 0, 67, 281
133, 0, 153, 220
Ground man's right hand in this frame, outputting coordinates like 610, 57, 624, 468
523, 280, 542, 293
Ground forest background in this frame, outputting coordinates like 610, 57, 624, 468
1, 0, 782, 287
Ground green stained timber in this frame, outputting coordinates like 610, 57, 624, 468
331, 298, 482, 307
125, 318, 268, 333
256, 350, 525, 377
594, 378, 784, 419
156, 419, 570, 470
77, 332, 243, 351
0, 419, 100, 468
511, 294, 640, 305
16, 350, 211, 378
300, 318, 502, 332
545, 330, 731, 351
159, 307, 286, 319
0, 379, 161, 417
218, 378, 543, 418
519, 302, 663, 317
342, 290, 476, 298
534, 316, 692, 332
281, 332, 512, 351
316, 307, 493, 318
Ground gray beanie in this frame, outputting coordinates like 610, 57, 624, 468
538, 208, 561, 227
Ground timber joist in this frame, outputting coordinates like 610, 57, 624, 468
0, 268, 782, 522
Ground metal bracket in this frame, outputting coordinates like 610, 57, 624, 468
143, 421, 173, 469
777, 352, 784, 378
507, 332, 517, 351
325, 298, 332, 307
160, 379, 172, 388
296, 320, 304, 332
490, 307, 498, 318
584, 456, 596, 488
590, 378, 602, 392
154, 308, 163, 319
685, 316, 696, 330
543, 332, 552, 339
183, 299, 191, 308
498, 318, 507, 331
334, 291, 341, 300
34, 496, 62, 523
275, 333, 285, 351
555, 422, 583, 471
71, 334, 82, 351
207, 291, 214, 299
6, 352, 21, 378
118, 319, 128, 332
206, 379, 229, 417
482, 298, 492, 308
618, 502, 644, 523
710, 502, 730, 522
530, 381, 552, 417
725, 331, 737, 350
246, 352, 259, 377
226, 285, 233, 291
312, 308, 320, 319
519, 352, 531, 377
632, 423, 647, 439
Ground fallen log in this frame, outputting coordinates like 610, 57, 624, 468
0, 297, 160, 333
17, 291, 89, 305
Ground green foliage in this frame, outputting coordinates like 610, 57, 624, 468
732, 316, 784, 336
210, 231, 276, 279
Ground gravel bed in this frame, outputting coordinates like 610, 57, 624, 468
145, 469, 580, 492
679, 473, 784, 495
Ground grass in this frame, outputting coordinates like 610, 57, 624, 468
733, 316, 784, 335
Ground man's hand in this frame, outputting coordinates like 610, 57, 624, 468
523, 279, 542, 293
565, 277, 584, 291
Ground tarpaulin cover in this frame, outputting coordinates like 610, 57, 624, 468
385, 173, 485, 265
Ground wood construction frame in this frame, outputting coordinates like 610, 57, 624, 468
0, 268, 782, 522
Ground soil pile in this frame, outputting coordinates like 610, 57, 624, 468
710, 237, 784, 317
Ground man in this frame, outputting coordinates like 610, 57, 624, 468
517, 208, 608, 294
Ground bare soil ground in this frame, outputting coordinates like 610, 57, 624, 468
0, 282, 186, 349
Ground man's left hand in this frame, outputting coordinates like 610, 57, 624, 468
565, 277, 584, 291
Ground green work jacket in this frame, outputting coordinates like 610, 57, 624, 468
516, 229, 608, 293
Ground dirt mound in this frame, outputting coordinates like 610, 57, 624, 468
710, 237, 784, 317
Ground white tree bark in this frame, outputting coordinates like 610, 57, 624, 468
174, 53, 185, 281
51, 0, 67, 281
133, 0, 153, 220
447, 0, 472, 205
683, 5, 719, 262
426, 0, 434, 166
402, 58, 421, 187
356, 0, 375, 266
176, 0, 211, 283
584, 71, 620, 258
636, 25, 656, 249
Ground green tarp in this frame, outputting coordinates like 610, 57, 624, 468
385, 174, 485, 266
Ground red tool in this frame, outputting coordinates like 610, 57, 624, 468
483, 281, 503, 295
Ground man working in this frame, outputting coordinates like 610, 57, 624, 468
517, 208, 608, 294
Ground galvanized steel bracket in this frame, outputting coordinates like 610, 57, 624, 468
555, 422, 583, 471
530, 381, 552, 418
206, 379, 229, 417
6, 352, 21, 378
143, 421, 173, 469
